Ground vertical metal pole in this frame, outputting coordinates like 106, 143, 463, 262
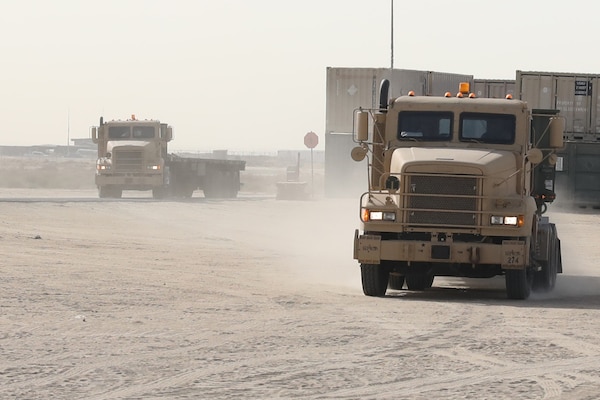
390, 0, 394, 70
67, 107, 70, 147
311, 148, 314, 198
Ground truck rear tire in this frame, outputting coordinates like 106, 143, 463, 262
361, 264, 389, 297
203, 169, 239, 199
505, 269, 532, 300
533, 238, 559, 292
406, 273, 434, 291
388, 274, 405, 290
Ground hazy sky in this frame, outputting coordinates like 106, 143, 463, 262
1, 0, 598, 151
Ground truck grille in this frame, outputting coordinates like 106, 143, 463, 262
406, 174, 479, 227
114, 149, 144, 172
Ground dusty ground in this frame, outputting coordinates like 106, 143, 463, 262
2, 160, 600, 399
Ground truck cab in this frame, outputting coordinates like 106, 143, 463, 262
352, 82, 564, 299
92, 116, 172, 198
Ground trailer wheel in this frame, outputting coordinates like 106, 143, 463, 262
406, 273, 434, 291
388, 274, 405, 290
203, 169, 239, 199
360, 264, 389, 297
505, 269, 532, 300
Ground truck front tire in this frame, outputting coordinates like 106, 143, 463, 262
505, 269, 532, 300
99, 187, 122, 198
361, 264, 389, 297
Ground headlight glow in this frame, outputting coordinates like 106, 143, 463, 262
147, 165, 161, 170
370, 211, 383, 220
365, 210, 396, 222
490, 215, 524, 227
490, 216, 504, 225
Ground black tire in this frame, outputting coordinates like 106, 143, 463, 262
361, 264, 389, 297
203, 170, 239, 199
152, 187, 167, 199
505, 269, 532, 300
533, 230, 560, 292
533, 241, 558, 292
170, 173, 195, 198
424, 274, 435, 289
406, 273, 434, 291
99, 187, 121, 198
388, 274, 405, 290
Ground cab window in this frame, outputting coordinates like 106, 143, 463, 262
108, 126, 130, 139
460, 113, 515, 144
132, 126, 155, 138
398, 111, 453, 141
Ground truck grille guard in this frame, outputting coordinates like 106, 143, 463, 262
113, 149, 144, 172
363, 171, 502, 232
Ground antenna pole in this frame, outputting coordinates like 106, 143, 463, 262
390, 0, 394, 69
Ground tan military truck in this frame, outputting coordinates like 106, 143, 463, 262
91, 116, 245, 199
351, 81, 563, 299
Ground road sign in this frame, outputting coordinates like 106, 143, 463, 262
304, 131, 318, 149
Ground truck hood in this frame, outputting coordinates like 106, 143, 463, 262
389, 147, 516, 177
107, 140, 154, 152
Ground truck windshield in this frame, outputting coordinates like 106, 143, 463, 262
108, 126, 155, 139
398, 111, 452, 141
108, 126, 130, 139
132, 126, 155, 138
460, 113, 515, 144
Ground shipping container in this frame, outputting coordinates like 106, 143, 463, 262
326, 67, 473, 134
473, 79, 515, 99
555, 142, 600, 206
325, 67, 472, 197
516, 70, 600, 141
516, 70, 600, 206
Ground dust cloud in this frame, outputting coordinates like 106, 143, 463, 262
6, 159, 600, 398
534, 206, 600, 299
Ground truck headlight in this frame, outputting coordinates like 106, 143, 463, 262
147, 165, 161, 170
97, 164, 111, 171
490, 215, 524, 227
363, 209, 396, 222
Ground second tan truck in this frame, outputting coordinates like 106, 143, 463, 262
92, 116, 245, 199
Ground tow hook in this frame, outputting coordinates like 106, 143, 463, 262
469, 246, 480, 264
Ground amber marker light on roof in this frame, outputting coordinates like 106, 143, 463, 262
459, 82, 470, 93
456, 92, 464, 98
469, 93, 476, 98
444, 92, 452, 97
408, 90, 415, 96
506, 94, 513, 99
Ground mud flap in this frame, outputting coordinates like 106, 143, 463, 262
354, 230, 381, 264
501, 240, 526, 269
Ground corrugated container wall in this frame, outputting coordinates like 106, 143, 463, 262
325, 67, 473, 197
516, 70, 600, 141
473, 79, 515, 99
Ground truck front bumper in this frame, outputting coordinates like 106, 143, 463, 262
353, 230, 528, 269
96, 173, 163, 189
